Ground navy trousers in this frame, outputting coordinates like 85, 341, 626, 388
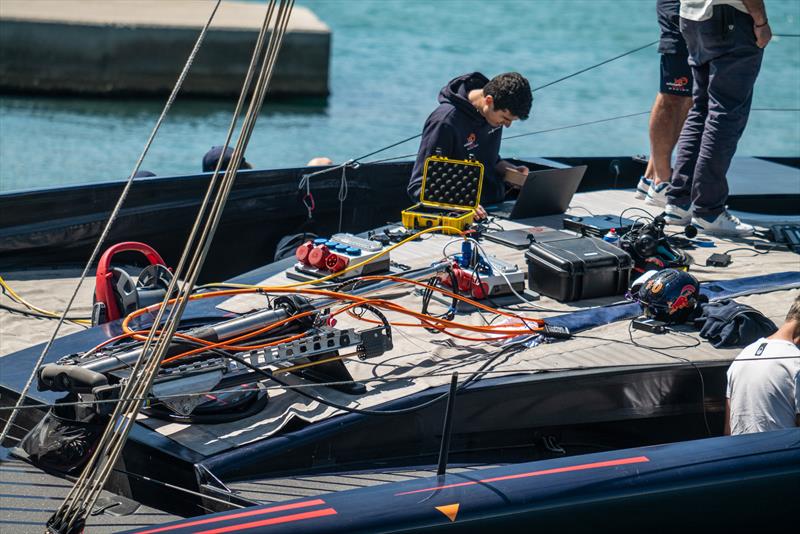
667, 6, 764, 217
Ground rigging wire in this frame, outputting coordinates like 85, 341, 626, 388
47, 3, 294, 532
501, 107, 800, 142
532, 40, 658, 92
293, 33, 800, 173
293, 40, 662, 185
0, 0, 225, 452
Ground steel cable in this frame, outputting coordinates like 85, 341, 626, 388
47, 2, 293, 532
73, 4, 294, 530
0, 0, 224, 456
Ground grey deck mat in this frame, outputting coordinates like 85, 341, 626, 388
0, 455, 179, 533
148, 189, 800, 454
2, 189, 798, 456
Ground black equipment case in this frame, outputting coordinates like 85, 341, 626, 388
525, 235, 633, 302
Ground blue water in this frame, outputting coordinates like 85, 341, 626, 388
1, 0, 799, 192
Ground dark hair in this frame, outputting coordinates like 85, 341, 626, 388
483, 72, 532, 120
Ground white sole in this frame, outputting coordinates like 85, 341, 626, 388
644, 196, 666, 207
664, 218, 691, 226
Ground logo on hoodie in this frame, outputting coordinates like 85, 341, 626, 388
464, 133, 478, 151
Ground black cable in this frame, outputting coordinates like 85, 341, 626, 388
351, 133, 422, 164
505, 111, 651, 141
348, 42, 659, 163
361, 152, 418, 166
723, 246, 774, 256
627, 320, 701, 350
347, 302, 392, 334
504, 107, 799, 145
420, 269, 457, 331
0, 302, 91, 326
223, 317, 531, 417
619, 207, 656, 228
533, 41, 658, 92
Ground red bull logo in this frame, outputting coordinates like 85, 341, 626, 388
669, 284, 696, 313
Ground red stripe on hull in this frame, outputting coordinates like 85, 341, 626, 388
196, 508, 338, 534
133, 499, 328, 534
396, 456, 650, 496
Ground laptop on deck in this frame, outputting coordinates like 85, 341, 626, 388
488, 165, 587, 220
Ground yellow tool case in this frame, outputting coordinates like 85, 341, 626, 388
401, 154, 484, 235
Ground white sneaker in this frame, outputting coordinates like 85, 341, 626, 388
645, 181, 669, 207
691, 210, 754, 237
635, 176, 651, 199
664, 202, 692, 226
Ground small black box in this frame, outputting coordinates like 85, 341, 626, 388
525, 235, 633, 302
562, 214, 636, 238
706, 253, 732, 267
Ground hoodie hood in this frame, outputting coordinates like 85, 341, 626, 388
438, 72, 489, 124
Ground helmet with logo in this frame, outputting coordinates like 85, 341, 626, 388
638, 269, 700, 324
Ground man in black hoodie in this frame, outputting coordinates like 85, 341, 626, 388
407, 72, 532, 218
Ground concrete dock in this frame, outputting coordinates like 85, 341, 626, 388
0, 0, 330, 98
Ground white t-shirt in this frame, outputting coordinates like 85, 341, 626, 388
680, 0, 749, 22
726, 338, 800, 435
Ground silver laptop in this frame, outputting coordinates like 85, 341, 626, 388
490, 165, 587, 220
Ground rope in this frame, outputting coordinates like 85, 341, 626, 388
0, 0, 224, 452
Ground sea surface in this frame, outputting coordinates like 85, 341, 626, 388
1, 0, 799, 192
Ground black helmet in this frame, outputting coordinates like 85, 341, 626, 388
638, 269, 700, 324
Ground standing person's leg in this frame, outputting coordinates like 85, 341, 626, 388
690, 11, 764, 236
664, 63, 709, 225
648, 93, 692, 185
692, 52, 762, 217
644, 86, 692, 206
642, 0, 692, 205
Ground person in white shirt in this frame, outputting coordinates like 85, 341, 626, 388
664, 0, 772, 237
725, 296, 800, 435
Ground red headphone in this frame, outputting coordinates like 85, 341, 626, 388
94, 242, 171, 324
